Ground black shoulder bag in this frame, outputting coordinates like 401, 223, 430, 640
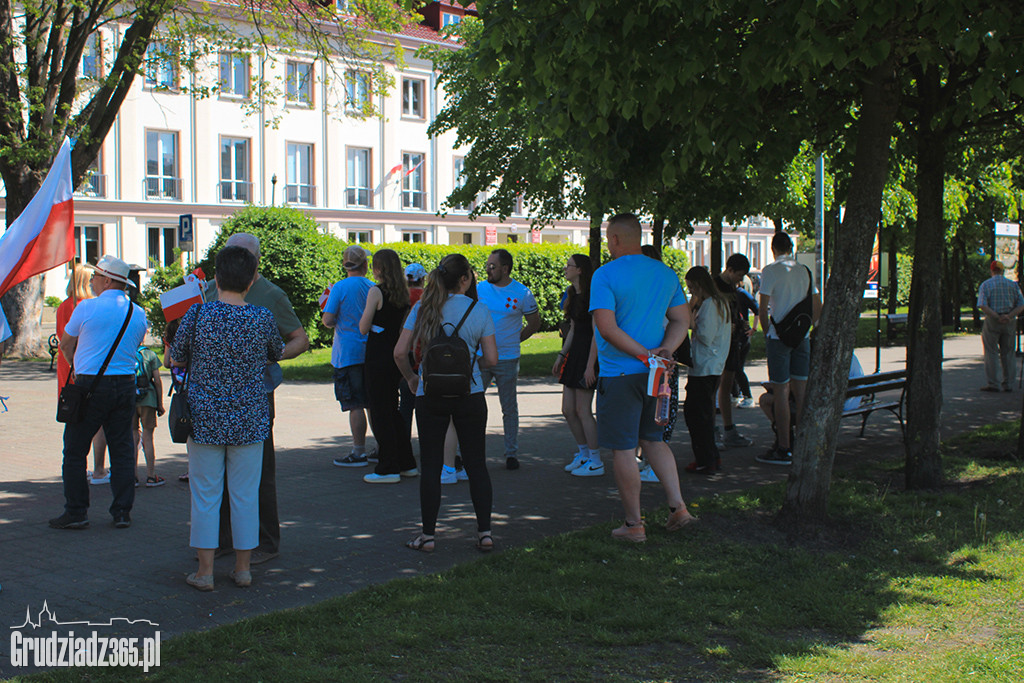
168, 306, 199, 443
56, 305, 134, 424
770, 265, 814, 349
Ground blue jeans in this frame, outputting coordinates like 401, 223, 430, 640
479, 358, 520, 458
61, 375, 137, 519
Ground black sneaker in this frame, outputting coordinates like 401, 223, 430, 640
333, 453, 368, 467
506, 456, 520, 470
49, 513, 89, 530
755, 448, 793, 466
113, 513, 131, 529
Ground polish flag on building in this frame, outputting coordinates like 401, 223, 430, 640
387, 163, 403, 177
160, 280, 205, 322
0, 137, 75, 341
318, 284, 332, 311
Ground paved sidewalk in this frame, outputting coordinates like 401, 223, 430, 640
0, 334, 1017, 676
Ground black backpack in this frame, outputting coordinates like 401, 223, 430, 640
770, 265, 814, 348
422, 301, 477, 398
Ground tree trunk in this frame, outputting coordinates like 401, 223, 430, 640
887, 228, 899, 315
904, 67, 946, 490
780, 63, 900, 523
652, 215, 664, 253
710, 215, 723, 275
589, 211, 603, 266
773, 215, 784, 234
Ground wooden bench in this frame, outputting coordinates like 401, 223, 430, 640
886, 313, 908, 342
48, 333, 60, 372
842, 369, 907, 439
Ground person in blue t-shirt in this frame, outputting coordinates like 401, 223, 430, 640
589, 213, 697, 542
322, 246, 375, 467
475, 248, 541, 470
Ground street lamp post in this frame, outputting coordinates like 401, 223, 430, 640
271, 173, 277, 206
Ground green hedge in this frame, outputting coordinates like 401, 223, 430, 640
142, 206, 690, 348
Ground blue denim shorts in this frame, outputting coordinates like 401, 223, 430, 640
333, 365, 368, 411
595, 373, 664, 450
765, 337, 810, 384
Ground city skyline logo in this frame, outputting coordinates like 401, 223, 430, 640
11, 601, 159, 630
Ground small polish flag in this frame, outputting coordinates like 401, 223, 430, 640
404, 159, 423, 177
160, 280, 205, 322
387, 163, 403, 176
318, 285, 332, 311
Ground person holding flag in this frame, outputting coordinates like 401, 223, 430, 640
589, 213, 696, 542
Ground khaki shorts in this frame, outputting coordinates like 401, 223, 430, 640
133, 405, 158, 431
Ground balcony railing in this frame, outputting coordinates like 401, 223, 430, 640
219, 180, 253, 203
285, 183, 316, 205
402, 190, 425, 210
75, 173, 107, 198
346, 187, 371, 207
144, 176, 182, 200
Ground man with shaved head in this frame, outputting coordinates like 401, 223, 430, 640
210, 231, 310, 563
589, 213, 696, 542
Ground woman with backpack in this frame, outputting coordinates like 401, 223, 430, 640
394, 254, 498, 553
358, 249, 415, 484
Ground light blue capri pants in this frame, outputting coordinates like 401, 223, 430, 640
187, 439, 263, 550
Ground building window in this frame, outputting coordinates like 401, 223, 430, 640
286, 142, 314, 205
402, 78, 424, 118
219, 53, 249, 98
335, 0, 350, 12
220, 137, 250, 202
452, 157, 468, 211
349, 230, 372, 244
402, 152, 425, 209
345, 70, 370, 111
286, 60, 313, 105
402, 231, 426, 243
76, 151, 105, 197
346, 147, 371, 207
74, 225, 102, 265
80, 32, 101, 79
145, 130, 179, 199
463, 233, 473, 245
147, 226, 178, 268
689, 240, 705, 268
144, 42, 177, 90
750, 242, 763, 270
442, 13, 462, 28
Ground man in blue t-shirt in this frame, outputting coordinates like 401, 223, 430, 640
476, 248, 541, 470
322, 246, 375, 467
589, 213, 696, 542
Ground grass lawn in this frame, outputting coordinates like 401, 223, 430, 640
28, 422, 1024, 681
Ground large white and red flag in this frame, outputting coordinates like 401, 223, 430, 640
0, 137, 76, 341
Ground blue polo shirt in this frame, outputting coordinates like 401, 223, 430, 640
64, 289, 148, 375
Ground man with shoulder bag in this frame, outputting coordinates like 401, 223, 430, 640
51, 255, 148, 529
755, 232, 822, 466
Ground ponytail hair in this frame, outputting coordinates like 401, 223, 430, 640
371, 248, 410, 308
413, 253, 473, 350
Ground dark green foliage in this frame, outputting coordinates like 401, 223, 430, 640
198, 206, 348, 348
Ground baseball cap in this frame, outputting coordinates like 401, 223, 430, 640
404, 263, 427, 281
343, 246, 368, 271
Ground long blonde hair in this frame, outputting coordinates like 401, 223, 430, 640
66, 264, 93, 302
413, 253, 473, 350
372, 249, 410, 307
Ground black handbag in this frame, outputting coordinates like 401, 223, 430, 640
168, 306, 199, 443
56, 305, 135, 424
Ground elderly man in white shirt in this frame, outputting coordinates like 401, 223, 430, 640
51, 255, 148, 530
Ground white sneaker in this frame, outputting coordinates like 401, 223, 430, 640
571, 459, 605, 477
564, 452, 588, 472
363, 473, 400, 484
638, 464, 659, 483
737, 397, 755, 409
456, 467, 469, 481
440, 466, 457, 485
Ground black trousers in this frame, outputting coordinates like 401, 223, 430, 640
365, 361, 416, 475
684, 375, 720, 468
415, 393, 491, 535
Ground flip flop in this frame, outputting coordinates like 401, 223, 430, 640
476, 534, 494, 552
